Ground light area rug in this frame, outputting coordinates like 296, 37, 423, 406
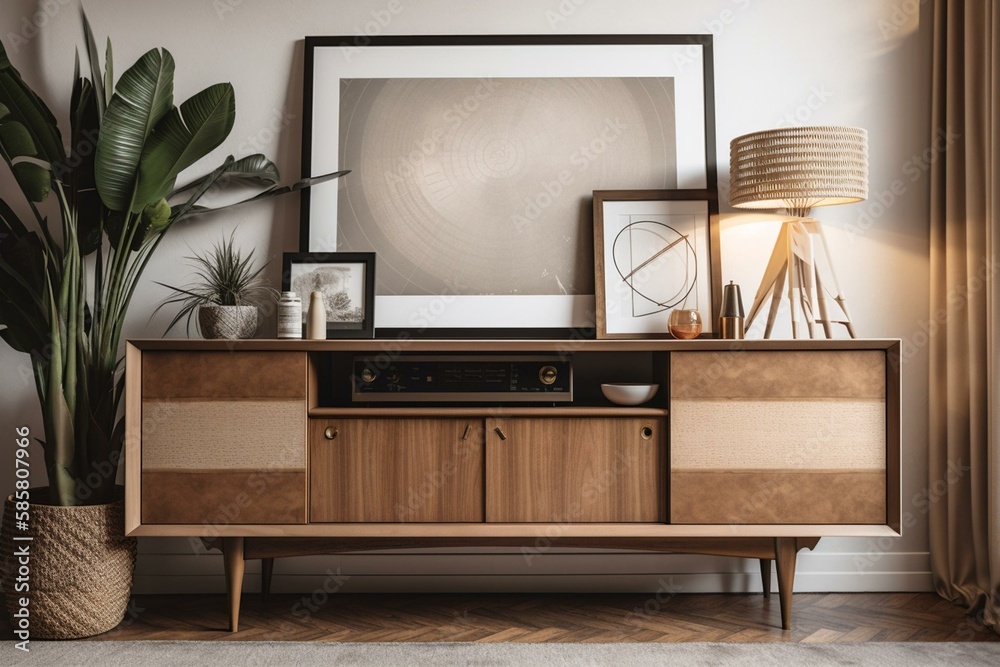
11, 641, 1000, 666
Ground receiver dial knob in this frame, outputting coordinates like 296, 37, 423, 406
538, 365, 558, 386
360, 369, 376, 383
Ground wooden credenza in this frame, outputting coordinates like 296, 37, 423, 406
124, 338, 901, 631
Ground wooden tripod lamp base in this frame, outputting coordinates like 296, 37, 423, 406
745, 218, 857, 340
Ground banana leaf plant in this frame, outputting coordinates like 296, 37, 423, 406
0, 13, 347, 506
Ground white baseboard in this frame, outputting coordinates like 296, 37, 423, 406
135, 572, 934, 596
132, 544, 934, 595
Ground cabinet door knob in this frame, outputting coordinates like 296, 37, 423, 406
640, 425, 653, 440
461, 424, 472, 440
324, 427, 339, 440
493, 426, 508, 441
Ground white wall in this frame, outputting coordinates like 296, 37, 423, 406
0, 0, 933, 595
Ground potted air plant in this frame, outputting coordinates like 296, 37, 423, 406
154, 233, 278, 339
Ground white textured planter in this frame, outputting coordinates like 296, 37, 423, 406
198, 305, 258, 339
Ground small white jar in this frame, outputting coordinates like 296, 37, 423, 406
277, 291, 302, 339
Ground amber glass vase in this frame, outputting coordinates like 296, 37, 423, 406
668, 309, 703, 339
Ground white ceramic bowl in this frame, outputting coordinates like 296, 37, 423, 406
601, 383, 660, 406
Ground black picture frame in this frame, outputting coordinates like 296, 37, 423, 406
281, 252, 376, 339
300, 35, 718, 339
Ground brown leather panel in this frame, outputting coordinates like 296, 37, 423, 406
141, 471, 306, 524
142, 351, 307, 399
670, 350, 885, 399
671, 470, 886, 524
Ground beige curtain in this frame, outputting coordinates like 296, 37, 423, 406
929, 0, 1000, 634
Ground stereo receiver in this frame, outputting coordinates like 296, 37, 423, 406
351, 355, 572, 403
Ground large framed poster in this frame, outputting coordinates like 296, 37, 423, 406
301, 35, 717, 337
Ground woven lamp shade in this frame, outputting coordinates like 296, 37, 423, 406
729, 126, 868, 211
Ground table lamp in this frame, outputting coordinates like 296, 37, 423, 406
729, 126, 868, 339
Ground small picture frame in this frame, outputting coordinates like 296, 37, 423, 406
593, 190, 721, 339
281, 252, 376, 339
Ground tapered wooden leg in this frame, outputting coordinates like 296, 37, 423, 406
222, 537, 245, 632
759, 558, 772, 597
261, 557, 274, 599
774, 537, 798, 630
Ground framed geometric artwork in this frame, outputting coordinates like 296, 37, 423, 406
281, 252, 376, 339
300, 35, 718, 337
593, 190, 721, 339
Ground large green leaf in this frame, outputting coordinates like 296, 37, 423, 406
95, 48, 174, 212
0, 119, 51, 201
42, 386, 77, 506
0, 192, 29, 238
81, 9, 107, 119
132, 82, 235, 211
166, 155, 234, 223
184, 169, 351, 218
0, 39, 65, 167
0, 112, 38, 153
130, 198, 171, 250
171, 153, 279, 197
103, 210, 127, 250
104, 39, 114, 109
11, 161, 50, 202
0, 230, 49, 354
0, 199, 45, 349
69, 74, 102, 254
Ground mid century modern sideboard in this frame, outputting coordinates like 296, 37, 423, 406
124, 338, 901, 631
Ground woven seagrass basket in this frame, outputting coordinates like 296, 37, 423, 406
1, 489, 136, 639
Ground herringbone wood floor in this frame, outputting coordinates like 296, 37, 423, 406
12, 593, 990, 642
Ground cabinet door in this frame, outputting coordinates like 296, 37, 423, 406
670, 350, 888, 524
310, 419, 484, 522
485, 418, 665, 523
140, 351, 308, 525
